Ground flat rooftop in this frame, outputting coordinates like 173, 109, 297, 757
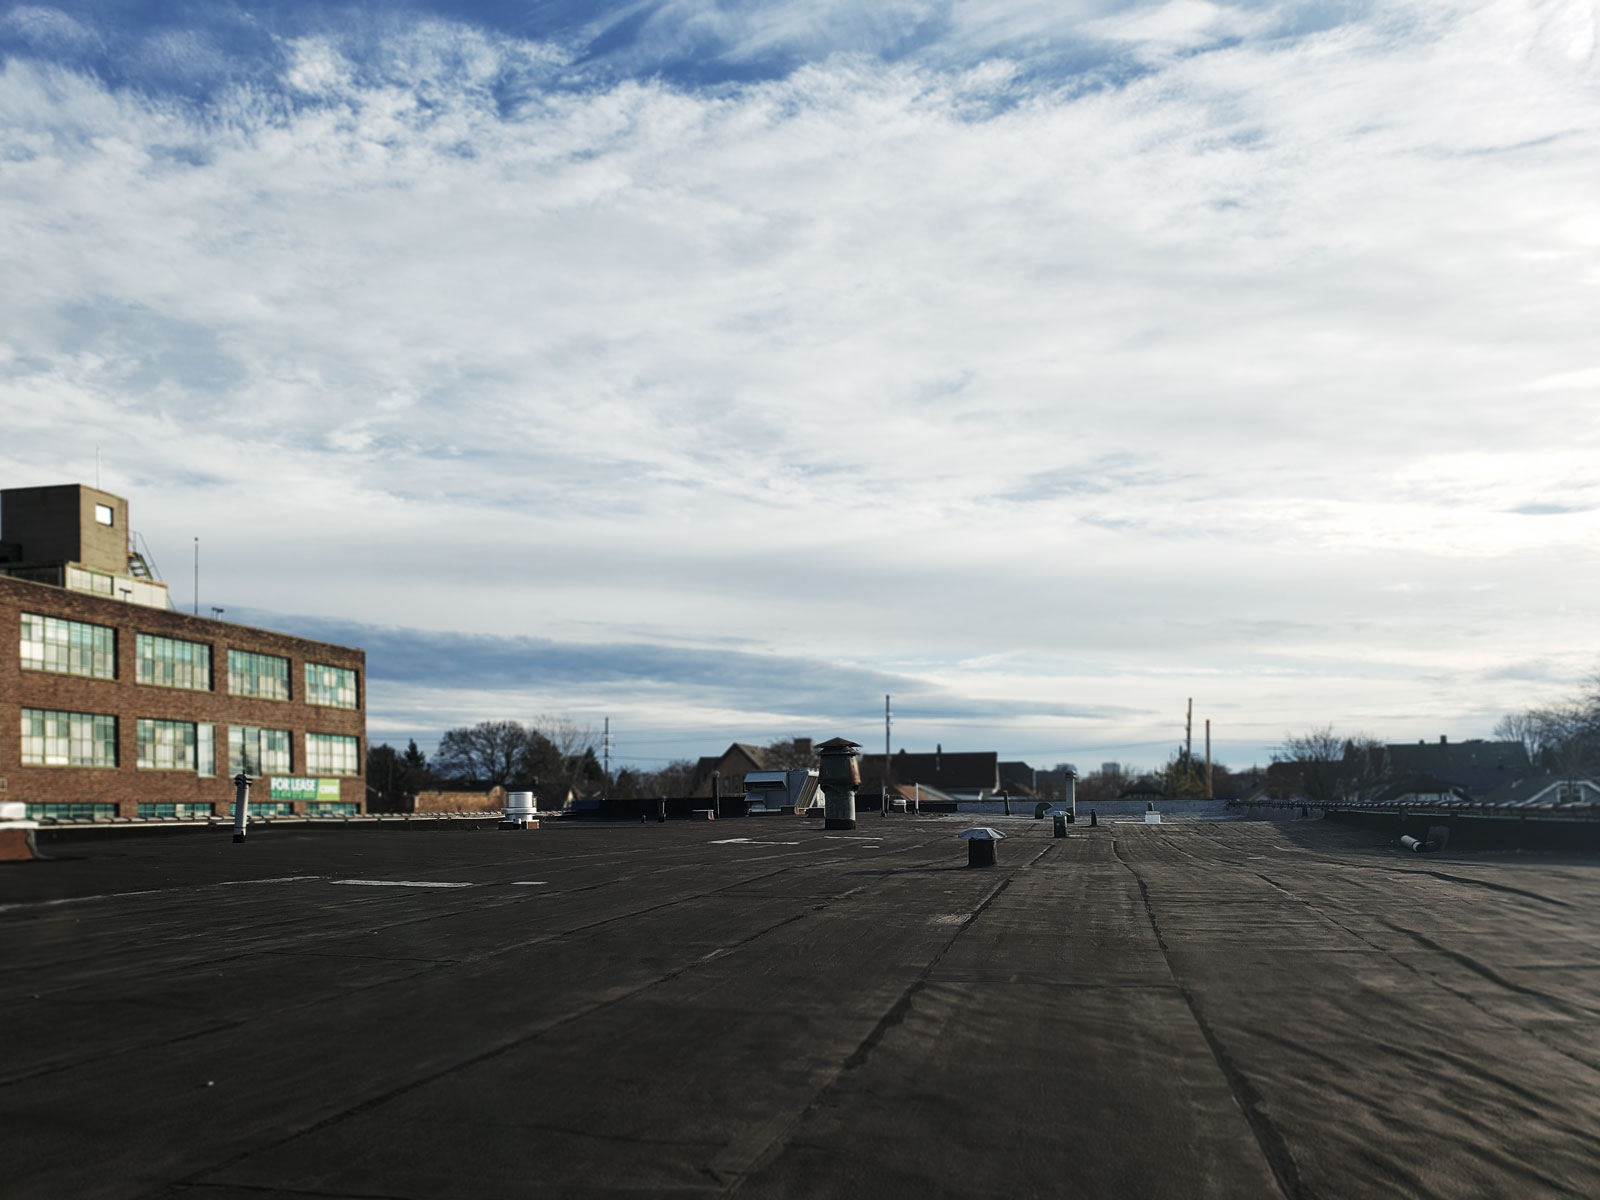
3, 817, 1597, 1198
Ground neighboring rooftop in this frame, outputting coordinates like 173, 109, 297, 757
0, 483, 171, 608
858, 748, 1000, 795
1380, 738, 1530, 797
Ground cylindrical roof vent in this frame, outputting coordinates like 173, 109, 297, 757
505, 791, 536, 820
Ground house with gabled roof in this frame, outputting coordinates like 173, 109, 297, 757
1367, 775, 1474, 809
998, 761, 1037, 797
1374, 737, 1528, 798
857, 746, 999, 801
688, 739, 814, 797
1477, 772, 1600, 812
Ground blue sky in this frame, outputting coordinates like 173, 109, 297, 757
3, 1, 1598, 772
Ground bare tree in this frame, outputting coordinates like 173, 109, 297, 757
433, 721, 532, 786
761, 738, 816, 769
1271, 727, 1351, 806
647, 759, 701, 796
1493, 711, 1544, 761
1075, 764, 1134, 805
1506, 703, 1599, 776
610, 758, 698, 798
527, 715, 603, 792
536, 715, 597, 762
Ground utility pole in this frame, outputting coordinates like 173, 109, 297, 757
603, 717, 611, 783
883, 694, 891, 816
1205, 719, 1213, 799
1185, 697, 1193, 763
193, 537, 199, 616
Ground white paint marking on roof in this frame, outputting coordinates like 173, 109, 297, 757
328, 879, 474, 889
510, 881, 549, 886
0, 889, 161, 914
710, 837, 800, 846
219, 875, 320, 885
0, 875, 322, 912
823, 835, 883, 841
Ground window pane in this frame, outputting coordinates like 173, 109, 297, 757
306, 663, 359, 709
228, 650, 290, 700
198, 724, 215, 777
307, 734, 360, 776
26, 802, 117, 820
261, 729, 291, 774
136, 718, 200, 771
20, 613, 115, 680
137, 802, 212, 818
227, 726, 291, 775
136, 634, 212, 691
22, 708, 116, 767
229, 726, 259, 776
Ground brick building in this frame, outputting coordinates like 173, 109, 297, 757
0, 484, 365, 820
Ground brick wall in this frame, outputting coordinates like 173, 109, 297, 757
0, 575, 366, 817
411, 788, 505, 813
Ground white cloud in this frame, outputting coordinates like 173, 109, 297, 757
1079, 0, 1272, 55
2, 3, 1599, 765
0, 5, 99, 54
284, 38, 355, 96
1526, 366, 1600, 391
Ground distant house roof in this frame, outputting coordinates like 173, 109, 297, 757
1477, 773, 1600, 810
885, 780, 959, 805
729, 743, 776, 769
688, 743, 783, 796
858, 751, 999, 794
1381, 739, 1528, 797
1370, 774, 1473, 807
1215, 772, 1265, 802
998, 761, 1035, 794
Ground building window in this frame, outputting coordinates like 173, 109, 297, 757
26, 802, 117, 820
136, 719, 215, 774
227, 650, 290, 700
20, 709, 118, 767
95, 503, 114, 526
65, 566, 115, 596
137, 802, 213, 819
136, 634, 212, 691
306, 663, 359, 709
308, 801, 358, 816
307, 733, 360, 776
250, 801, 295, 816
229, 726, 291, 776
21, 613, 116, 679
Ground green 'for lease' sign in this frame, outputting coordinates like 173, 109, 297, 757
269, 777, 342, 802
